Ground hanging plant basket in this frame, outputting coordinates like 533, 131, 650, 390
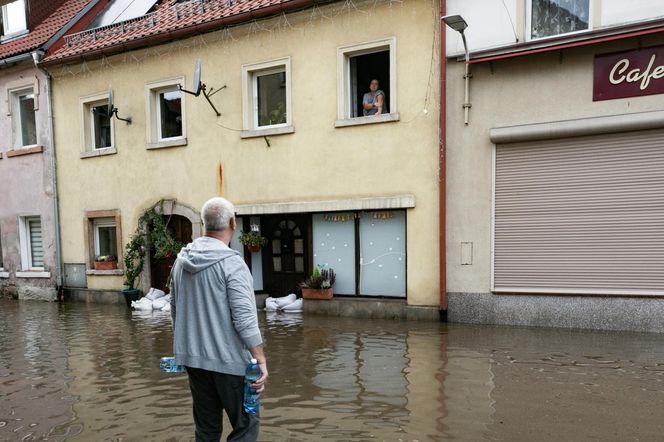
246, 244, 262, 253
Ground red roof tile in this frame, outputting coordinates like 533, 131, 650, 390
0, 0, 93, 60
44, 0, 315, 64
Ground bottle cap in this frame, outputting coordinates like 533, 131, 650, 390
250, 358, 257, 364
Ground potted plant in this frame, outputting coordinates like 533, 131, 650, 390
121, 200, 186, 308
239, 231, 267, 253
94, 255, 118, 270
300, 266, 336, 300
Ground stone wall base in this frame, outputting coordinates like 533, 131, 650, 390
0, 282, 56, 301
303, 297, 439, 321
64, 288, 126, 305
448, 292, 664, 333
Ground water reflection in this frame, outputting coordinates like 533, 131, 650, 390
1, 300, 663, 441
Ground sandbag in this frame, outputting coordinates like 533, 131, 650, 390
281, 298, 303, 312
161, 303, 171, 312
152, 297, 169, 310
264, 297, 279, 312
146, 288, 166, 300
274, 293, 297, 308
131, 297, 153, 310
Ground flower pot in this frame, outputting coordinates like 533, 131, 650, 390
301, 288, 333, 300
246, 244, 261, 253
122, 288, 142, 308
94, 261, 118, 271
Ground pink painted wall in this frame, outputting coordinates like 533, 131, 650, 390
0, 62, 57, 298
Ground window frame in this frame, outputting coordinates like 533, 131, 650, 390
85, 210, 123, 274
145, 77, 187, 149
80, 91, 116, 156
1, 0, 28, 41
525, 0, 593, 42
93, 217, 118, 259
336, 37, 398, 126
9, 86, 38, 149
241, 56, 293, 138
18, 215, 44, 271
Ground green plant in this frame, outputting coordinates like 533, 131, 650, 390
238, 231, 267, 248
300, 266, 336, 290
96, 255, 117, 262
122, 200, 186, 289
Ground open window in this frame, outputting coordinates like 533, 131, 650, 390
10, 88, 37, 148
1, 0, 28, 41
80, 91, 114, 155
337, 37, 397, 126
241, 57, 293, 138
527, 0, 591, 40
145, 77, 186, 149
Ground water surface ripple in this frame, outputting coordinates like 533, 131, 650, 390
1, 300, 663, 441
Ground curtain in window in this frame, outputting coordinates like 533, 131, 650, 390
312, 213, 356, 295
531, 0, 589, 39
359, 211, 405, 297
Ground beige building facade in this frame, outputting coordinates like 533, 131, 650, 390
47, 0, 443, 310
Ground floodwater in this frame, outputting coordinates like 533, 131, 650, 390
1, 300, 663, 441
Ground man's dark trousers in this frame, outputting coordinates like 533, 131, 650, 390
186, 367, 260, 442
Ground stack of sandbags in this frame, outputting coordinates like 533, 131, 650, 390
264, 294, 303, 313
130, 288, 173, 311
131, 297, 153, 310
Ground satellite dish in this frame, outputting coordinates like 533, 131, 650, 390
193, 58, 202, 96
107, 88, 114, 117
179, 57, 224, 116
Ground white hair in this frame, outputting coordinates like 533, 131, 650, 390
201, 197, 235, 232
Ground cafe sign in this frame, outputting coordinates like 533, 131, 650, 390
593, 45, 664, 101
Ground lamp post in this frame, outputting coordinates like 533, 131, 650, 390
442, 14, 471, 125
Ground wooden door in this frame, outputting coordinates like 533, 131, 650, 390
150, 215, 192, 293
262, 214, 310, 297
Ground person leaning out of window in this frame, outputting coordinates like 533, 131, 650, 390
362, 79, 387, 116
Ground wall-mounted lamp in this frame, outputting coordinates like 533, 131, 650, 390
442, 14, 471, 125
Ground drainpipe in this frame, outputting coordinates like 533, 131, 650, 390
33, 51, 64, 293
439, 0, 447, 321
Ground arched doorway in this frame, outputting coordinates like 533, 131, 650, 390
149, 214, 192, 293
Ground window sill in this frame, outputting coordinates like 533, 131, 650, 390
1, 30, 29, 43
335, 113, 400, 128
241, 125, 295, 139
16, 271, 51, 278
0, 271, 9, 278
147, 138, 187, 150
86, 269, 124, 276
6, 145, 44, 157
80, 147, 117, 159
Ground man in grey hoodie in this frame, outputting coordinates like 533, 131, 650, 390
170, 197, 267, 442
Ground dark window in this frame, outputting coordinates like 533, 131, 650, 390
256, 71, 287, 127
349, 50, 390, 118
531, 0, 589, 39
158, 90, 182, 139
92, 105, 112, 149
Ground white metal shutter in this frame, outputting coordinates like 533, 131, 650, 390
28, 218, 44, 268
494, 129, 664, 296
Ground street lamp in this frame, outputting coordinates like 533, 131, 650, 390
442, 14, 471, 125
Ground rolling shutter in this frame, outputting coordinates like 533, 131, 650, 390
494, 129, 664, 296
28, 218, 44, 268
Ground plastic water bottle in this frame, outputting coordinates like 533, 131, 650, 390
243, 358, 261, 414
160, 356, 186, 373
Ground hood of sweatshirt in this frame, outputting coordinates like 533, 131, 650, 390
176, 236, 240, 274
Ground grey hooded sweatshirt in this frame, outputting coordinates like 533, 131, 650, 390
170, 236, 262, 376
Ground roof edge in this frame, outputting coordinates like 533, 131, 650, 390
42, 0, 331, 67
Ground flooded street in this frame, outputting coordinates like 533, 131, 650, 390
1, 299, 664, 441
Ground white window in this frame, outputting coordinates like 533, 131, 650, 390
241, 57, 293, 138
94, 218, 117, 259
527, 0, 591, 40
10, 88, 37, 148
336, 37, 397, 126
19, 216, 44, 270
80, 91, 114, 153
1, 0, 27, 40
145, 78, 186, 148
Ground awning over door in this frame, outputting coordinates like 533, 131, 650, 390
493, 129, 664, 296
